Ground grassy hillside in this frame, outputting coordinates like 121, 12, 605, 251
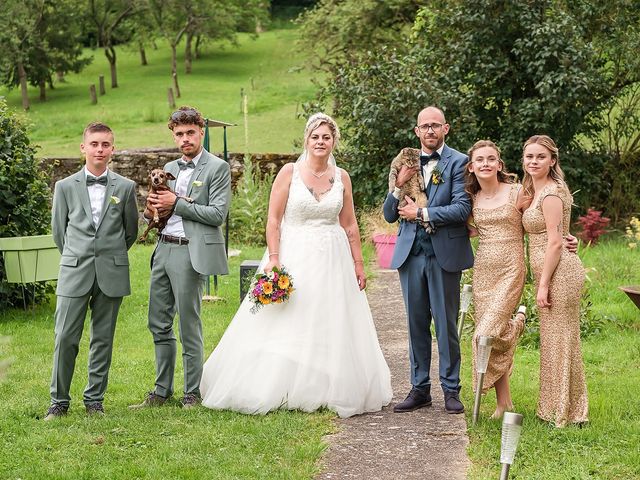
0, 28, 317, 157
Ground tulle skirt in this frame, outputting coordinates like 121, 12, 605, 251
200, 224, 393, 418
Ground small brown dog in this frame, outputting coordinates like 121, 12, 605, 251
388, 148, 427, 217
139, 169, 192, 241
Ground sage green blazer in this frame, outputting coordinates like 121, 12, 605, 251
163, 149, 231, 275
51, 170, 139, 298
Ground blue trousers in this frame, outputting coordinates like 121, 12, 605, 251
398, 252, 462, 393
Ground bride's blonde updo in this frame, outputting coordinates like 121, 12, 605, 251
303, 113, 341, 149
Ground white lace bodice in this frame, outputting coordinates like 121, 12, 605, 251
282, 163, 344, 228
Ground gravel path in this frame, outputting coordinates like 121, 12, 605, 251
316, 268, 470, 479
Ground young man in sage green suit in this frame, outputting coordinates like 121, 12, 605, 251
130, 106, 231, 409
45, 122, 138, 420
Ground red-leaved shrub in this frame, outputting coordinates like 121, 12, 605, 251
577, 208, 610, 244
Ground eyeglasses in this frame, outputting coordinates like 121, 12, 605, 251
170, 109, 200, 122
472, 157, 500, 165
416, 123, 444, 133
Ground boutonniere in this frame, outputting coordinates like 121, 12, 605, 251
192, 180, 203, 187
431, 165, 444, 185
109, 196, 120, 205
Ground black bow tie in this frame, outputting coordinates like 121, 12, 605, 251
178, 160, 195, 170
86, 175, 108, 187
420, 152, 440, 167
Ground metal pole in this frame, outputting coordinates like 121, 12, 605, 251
500, 463, 510, 480
223, 125, 230, 258
472, 372, 485, 426
203, 119, 212, 298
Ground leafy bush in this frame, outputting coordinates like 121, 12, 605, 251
0, 98, 52, 308
229, 155, 275, 246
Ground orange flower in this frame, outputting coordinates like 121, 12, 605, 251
262, 281, 273, 295
259, 295, 271, 304
278, 276, 290, 289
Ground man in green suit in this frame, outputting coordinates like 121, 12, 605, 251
45, 122, 138, 420
130, 106, 231, 409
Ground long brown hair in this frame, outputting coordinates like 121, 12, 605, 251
465, 140, 517, 196
521, 135, 568, 198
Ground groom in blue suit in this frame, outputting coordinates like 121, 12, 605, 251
384, 106, 473, 414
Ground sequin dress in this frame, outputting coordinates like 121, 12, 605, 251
471, 184, 526, 393
200, 163, 392, 418
522, 183, 588, 427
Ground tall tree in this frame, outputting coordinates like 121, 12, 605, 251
0, 0, 91, 108
87, 0, 140, 88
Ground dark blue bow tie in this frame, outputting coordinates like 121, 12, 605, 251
86, 175, 108, 186
420, 152, 440, 167
178, 160, 195, 170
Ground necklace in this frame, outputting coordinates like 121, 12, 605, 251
481, 189, 499, 200
308, 163, 330, 178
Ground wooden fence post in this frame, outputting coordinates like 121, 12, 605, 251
89, 84, 97, 105
99, 75, 106, 95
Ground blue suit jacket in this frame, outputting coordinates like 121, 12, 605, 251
383, 144, 474, 273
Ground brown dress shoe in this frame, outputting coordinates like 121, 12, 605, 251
43, 404, 68, 421
128, 391, 169, 409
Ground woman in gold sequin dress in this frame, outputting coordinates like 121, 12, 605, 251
521, 135, 588, 427
465, 140, 527, 419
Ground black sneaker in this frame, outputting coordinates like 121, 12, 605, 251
43, 404, 68, 421
128, 391, 169, 409
180, 393, 202, 409
444, 390, 465, 414
393, 387, 432, 413
85, 402, 105, 416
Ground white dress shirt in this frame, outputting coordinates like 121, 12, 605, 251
85, 167, 108, 227
162, 149, 203, 237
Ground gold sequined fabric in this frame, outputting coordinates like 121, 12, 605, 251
522, 183, 588, 427
471, 184, 526, 394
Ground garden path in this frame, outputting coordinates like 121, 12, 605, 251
316, 268, 470, 479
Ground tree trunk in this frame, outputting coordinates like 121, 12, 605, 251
17, 61, 30, 111
171, 44, 181, 98
56, 71, 65, 83
39, 80, 46, 101
195, 35, 202, 59
139, 41, 148, 66
105, 45, 118, 88
185, 32, 193, 74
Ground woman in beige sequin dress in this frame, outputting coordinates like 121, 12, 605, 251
465, 140, 526, 419
521, 135, 588, 427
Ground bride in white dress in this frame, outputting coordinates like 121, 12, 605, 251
200, 113, 392, 418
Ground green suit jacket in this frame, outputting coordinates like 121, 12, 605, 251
52, 170, 139, 298
162, 149, 231, 275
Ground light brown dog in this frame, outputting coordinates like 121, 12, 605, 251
388, 148, 427, 217
139, 169, 192, 241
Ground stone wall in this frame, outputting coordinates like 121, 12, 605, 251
42, 149, 298, 210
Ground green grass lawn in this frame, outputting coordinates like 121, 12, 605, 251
0, 244, 334, 479
461, 238, 640, 479
0, 28, 316, 157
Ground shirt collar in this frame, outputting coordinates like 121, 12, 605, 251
182, 148, 204, 167
85, 167, 109, 178
421, 144, 444, 159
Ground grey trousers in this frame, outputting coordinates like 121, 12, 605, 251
148, 242, 205, 397
50, 279, 122, 407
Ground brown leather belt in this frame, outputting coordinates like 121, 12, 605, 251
159, 234, 189, 245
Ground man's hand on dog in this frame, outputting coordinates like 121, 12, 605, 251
396, 164, 419, 188
398, 196, 419, 221
150, 190, 177, 214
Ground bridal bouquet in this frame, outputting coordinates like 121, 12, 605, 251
247, 266, 294, 314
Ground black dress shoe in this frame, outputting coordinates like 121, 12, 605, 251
444, 390, 464, 414
393, 387, 432, 413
